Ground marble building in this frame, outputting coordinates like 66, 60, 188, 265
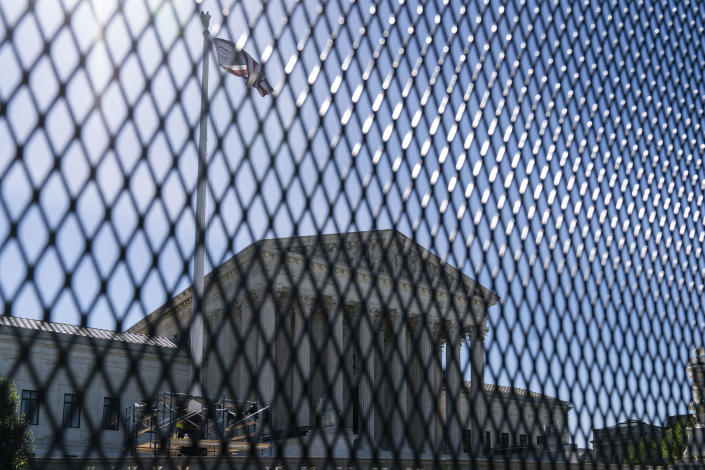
1, 229, 571, 459
0, 316, 189, 458
128, 229, 570, 456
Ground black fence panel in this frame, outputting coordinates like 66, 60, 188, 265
0, 0, 703, 468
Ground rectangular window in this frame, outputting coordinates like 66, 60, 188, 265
536, 435, 545, 446
102, 397, 119, 430
500, 432, 509, 448
462, 429, 471, 453
520, 434, 527, 447
62, 394, 80, 428
20, 390, 39, 425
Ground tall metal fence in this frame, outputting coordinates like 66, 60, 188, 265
0, 0, 703, 468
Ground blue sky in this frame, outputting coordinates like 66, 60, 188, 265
1, 0, 704, 448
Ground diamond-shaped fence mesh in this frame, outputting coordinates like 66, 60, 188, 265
0, 0, 704, 468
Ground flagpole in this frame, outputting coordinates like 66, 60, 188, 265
189, 10, 210, 403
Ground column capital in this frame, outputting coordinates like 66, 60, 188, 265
407, 314, 421, 331
205, 307, 224, 323
388, 308, 402, 324
321, 294, 340, 313
365, 304, 382, 325
443, 319, 463, 342
248, 285, 289, 304
274, 286, 294, 308
245, 286, 266, 304
299, 288, 316, 307
340, 301, 353, 319
221, 299, 241, 316
430, 319, 441, 337
468, 326, 489, 341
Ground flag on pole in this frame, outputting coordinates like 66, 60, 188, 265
214, 38, 273, 97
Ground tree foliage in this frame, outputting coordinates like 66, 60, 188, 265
0, 378, 33, 469
660, 415, 696, 463
624, 415, 695, 465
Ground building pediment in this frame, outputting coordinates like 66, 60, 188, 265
272, 230, 498, 306
131, 230, 498, 334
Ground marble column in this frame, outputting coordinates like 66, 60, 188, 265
358, 306, 378, 447
343, 311, 354, 430
310, 308, 327, 407
374, 319, 384, 444
325, 297, 344, 422
238, 298, 258, 402
470, 325, 487, 455
257, 290, 277, 406
227, 305, 243, 401
407, 317, 422, 451
272, 291, 293, 431
431, 322, 442, 452
292, 291, 314, 428
390, 311, 408, 449
419, 319, 435, 452
445, 322, 462, 455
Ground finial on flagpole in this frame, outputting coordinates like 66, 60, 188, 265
200, 10, 211, 30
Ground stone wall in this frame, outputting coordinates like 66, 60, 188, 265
441, 389, 570, 449
0, 331, 189, 458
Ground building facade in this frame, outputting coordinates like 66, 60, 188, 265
0, 316, 189, 458
129, 230, 571, 457
3, 230, 572, 459
448, 383, 571, 456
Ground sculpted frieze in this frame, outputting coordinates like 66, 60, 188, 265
287, 238, 445, 282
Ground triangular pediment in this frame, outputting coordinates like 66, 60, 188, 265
260, 229, 498, 306
131, 229, 498, 335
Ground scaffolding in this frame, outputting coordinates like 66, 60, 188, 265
124, 392, 272, 456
